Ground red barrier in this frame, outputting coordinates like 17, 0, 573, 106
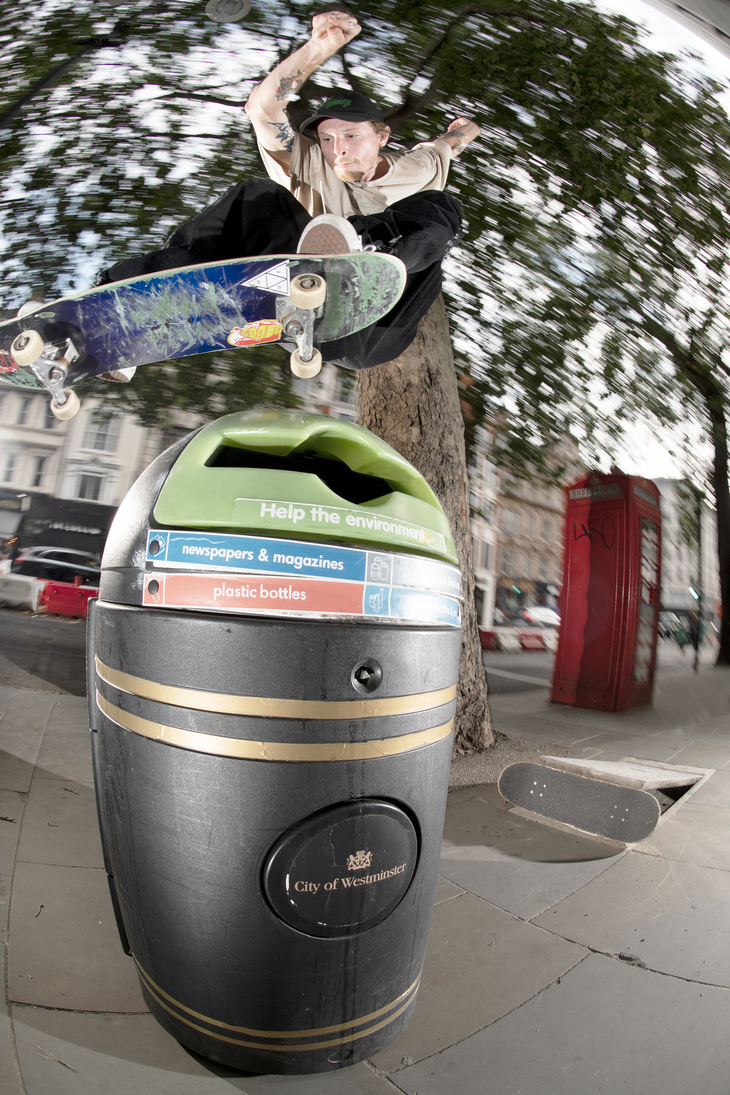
478, 628, 499, 651
39, 581, 99, 618
518, 629, 545, 651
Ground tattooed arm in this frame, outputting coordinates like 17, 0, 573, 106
245, 11, 361, 168
435, 117, 481, 158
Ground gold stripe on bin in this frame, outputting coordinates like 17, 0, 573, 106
135, 961, 420, 1051
96, 691, 454, 760
95, 657, 456, 720
135, 959, 420, 1038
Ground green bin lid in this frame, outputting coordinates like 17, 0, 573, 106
154, 410, 457, 564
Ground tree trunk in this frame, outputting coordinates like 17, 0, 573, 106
707, 401, 730, 664
355, 294, 492, 753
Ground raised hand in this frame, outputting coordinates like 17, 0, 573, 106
310, 10, 362, 59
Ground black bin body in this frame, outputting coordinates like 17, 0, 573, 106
89, 412, 462, 1074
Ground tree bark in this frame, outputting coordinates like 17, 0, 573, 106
706, 400, 730, 664
355, 294, 492, 753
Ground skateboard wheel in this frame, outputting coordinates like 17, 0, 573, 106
17, 299, 45, 318
290, 347, 322, 378
50, 388, 81, 420
11, 329, 44, 367
290, 274, 326, 309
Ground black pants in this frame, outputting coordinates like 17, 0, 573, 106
97, 180, 462, 370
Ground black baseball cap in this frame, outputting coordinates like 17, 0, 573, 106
299, 90, 385, 135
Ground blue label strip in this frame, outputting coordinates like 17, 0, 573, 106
146, 530, 461, 599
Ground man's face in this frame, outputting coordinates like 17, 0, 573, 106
316, 117, 390, 183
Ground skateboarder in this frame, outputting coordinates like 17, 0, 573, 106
95, 11, 480, 370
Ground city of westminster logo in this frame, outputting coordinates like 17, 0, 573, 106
347, 849, 373, 871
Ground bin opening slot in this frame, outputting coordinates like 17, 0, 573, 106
206, 446, 394, 505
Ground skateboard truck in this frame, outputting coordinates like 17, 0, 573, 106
278, 273, 327, 378
10, 330, 82, 420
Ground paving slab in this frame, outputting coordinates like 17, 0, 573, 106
394, 953, 730, 1095
16, 777, 104, 869
603, 736, 701, 763
665, 740, 730, 769
0, 1009, 24, 1095
35, 696, 93, 785
635, 801, 730, 870
690, 768, 730, 807
432, 874, 465, 905
8, 862, 146, 1011
0, 789, 24, 941
11, 1007, 398, 1095
561, 729, 647, 755
369, 892, 586, 1073
534, 851, 730, 986
439, 785, 623, 919
0, 688, 56, 793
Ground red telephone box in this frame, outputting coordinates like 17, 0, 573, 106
551, 473, 661, 712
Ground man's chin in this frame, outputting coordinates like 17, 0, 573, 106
333, 166, 366, 182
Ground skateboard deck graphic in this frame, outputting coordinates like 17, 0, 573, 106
498, 761, 661, 843
0, 252, 406, 408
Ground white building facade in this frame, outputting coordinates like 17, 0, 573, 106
655, 477, 720, 616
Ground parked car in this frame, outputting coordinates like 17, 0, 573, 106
11, 546, 101, 586
516, 606, 561, 629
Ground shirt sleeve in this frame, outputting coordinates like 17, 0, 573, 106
395, 141, 452, 191
256, 141, 293, 188
256, 133, 326, 216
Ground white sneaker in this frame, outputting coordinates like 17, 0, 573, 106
297, 214, 362, 255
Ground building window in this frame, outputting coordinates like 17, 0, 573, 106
542, 518, 552, 541
540, 556, 549, 581
77, 474, 102, 501
502, 509, 519, 535
16, 396, 33, 426
337, 369, 355, 403
31, 455, 47, 488
484, 543, 492, 571
84, 415, 120, 452
2, 452, 18, 483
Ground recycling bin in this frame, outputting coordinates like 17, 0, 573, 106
88, 410, 462, 1074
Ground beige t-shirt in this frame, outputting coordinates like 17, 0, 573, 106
257, 132, 452, 217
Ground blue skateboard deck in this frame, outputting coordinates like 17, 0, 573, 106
0, 252, 407, 392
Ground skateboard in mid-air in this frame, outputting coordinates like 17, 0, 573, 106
0, 251, 406, 419
498, 761, 661, 843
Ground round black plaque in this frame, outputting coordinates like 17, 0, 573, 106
263, 800, 419, 937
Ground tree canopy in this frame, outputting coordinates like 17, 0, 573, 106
1, 0, 725, 445
4, 2, 730, 657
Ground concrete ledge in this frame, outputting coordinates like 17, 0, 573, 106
0, 575, 46, 612
493, 628, 522, 652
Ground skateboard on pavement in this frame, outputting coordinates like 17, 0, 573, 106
0, 251, 406, 419
498, 761, 661, 843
